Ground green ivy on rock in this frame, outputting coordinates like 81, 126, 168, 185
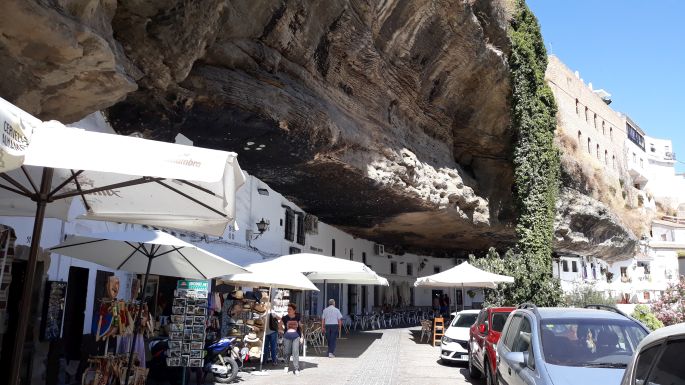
471, 0, 562, 307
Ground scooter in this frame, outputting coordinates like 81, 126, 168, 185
203, 337, 239, 384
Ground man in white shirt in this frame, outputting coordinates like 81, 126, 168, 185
321, 299, 343, 358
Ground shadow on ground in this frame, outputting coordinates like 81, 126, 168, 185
433, 360, 485, 385
232, 361, 321, 382
408, 328, 434, 345
304, 330, 383, 359
458, 368, 484, 384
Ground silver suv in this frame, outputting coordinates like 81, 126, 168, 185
496, 304, 649, 385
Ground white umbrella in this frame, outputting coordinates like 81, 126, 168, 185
50, 230, 248, 279
0, 97, 246, 385
415, 261, 514, 311
1, 98, 245, 236
219, 260, 320, 291
50, 229, 248, 382
262, 253, 388, 285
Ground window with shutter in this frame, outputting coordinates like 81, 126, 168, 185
284, 208, 294, 241
296, 213, 305, 245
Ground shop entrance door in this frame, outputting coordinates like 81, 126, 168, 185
347, 285, 358, 314
361, 286, 367, 313
62, 266, 88, 360
326, 283, 340, 310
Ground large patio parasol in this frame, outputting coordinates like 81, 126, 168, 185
414, 261, 514, 311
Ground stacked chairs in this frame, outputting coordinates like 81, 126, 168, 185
382, 313, 393, 328
304, 319, 325, 354
350, 314, 362, 331
342, 315, 352, 334
432, 317, 445, 346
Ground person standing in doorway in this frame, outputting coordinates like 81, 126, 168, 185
439, 294, 448, 317
263, 311, 279, 366
321, 299, 343, 358
280, 303, 302, 375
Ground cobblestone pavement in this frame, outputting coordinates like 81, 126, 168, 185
215, 327, 484, 385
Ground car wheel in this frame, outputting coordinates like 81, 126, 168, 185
485, 361, 495, 385
468, 351, 481, 379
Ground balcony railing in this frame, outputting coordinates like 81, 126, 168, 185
661, 215, 685, 224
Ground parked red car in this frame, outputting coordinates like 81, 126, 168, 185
468, 307, 514, 385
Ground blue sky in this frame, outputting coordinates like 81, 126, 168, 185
527, 0, 685, 172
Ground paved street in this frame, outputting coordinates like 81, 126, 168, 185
226, 327, 484, 385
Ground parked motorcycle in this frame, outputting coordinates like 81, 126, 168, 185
147, 336, 239, 384
203, 337, 239, 384
147, 337, 188, 385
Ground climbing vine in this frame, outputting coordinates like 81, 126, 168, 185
471, 0, 562, 307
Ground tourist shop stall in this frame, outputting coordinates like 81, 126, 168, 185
0, 97, 246, 385
218, 261, 319, 373
50, 229, 248, 385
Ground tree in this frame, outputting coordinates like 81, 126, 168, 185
631, 305, 664, 331
564, 282, 615, 308
470, 248, 562, 307
651, 277, 685, 326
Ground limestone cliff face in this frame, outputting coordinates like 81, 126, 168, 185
106, 0, 517, 253
0, 0, 637, 259
0, 0, 137, 122
555, 188, 637, 263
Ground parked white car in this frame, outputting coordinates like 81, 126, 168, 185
620, 322, 685, 385
441, 310, 479, 363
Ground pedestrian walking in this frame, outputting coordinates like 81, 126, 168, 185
321, 299, 343, 358
280, 303, 302, 375
432, 294, 440, 311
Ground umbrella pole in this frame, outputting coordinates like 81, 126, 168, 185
9, 167, 53, 385
461, 284, 465, 312
124, 252, 153, 385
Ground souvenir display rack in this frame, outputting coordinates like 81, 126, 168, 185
167, 281, 209, 368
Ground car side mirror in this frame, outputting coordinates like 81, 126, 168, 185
503, 351, 525, 367
479, 321, 488, 334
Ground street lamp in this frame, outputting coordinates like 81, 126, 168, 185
252, 218, 270, 239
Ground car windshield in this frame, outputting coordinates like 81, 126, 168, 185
540, 318, 648, 368
490, 312, 511, 332
452, 313, 478, 328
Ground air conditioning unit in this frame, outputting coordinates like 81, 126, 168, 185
374, 244, 385, 255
